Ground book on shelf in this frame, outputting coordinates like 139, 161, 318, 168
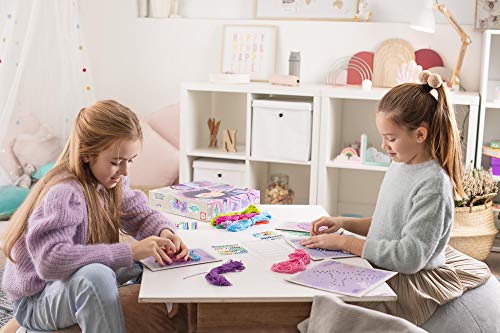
483, 146, 500, 158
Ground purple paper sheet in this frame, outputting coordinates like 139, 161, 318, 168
287, 238, 356, 260
276, 222, 311, 233
287, 260, 397, 297
142, 248, 221, 272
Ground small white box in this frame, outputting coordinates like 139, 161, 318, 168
193, 158, 246, 188
251, 99, 312, 162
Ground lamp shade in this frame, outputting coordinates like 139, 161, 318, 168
410, 0, 435, 33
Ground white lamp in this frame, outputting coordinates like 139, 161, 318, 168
410, 0, 471, 89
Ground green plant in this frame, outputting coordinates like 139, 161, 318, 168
455, 166, 498, 207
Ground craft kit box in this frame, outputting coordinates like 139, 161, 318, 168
149, 181, 260, 221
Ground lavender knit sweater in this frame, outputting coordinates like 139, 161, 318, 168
2, 177, 175, 301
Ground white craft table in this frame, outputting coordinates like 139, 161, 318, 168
139, 205, 396, 332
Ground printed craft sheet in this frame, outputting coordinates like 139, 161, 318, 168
142, 248, 221, 272
252, 230, 285, 240
287, 260, 397, 297
286, 238, 356, 260
212, 244, 248, 256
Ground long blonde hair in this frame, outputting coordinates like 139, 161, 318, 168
3, 100, 142, 262
377, 82, 465, 199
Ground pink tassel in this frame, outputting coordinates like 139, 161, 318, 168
271, 249, 311, 274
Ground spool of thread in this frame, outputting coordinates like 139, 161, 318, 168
269, 74, 299, 86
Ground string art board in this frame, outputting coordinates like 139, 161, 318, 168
275, 222, 312, 233
286, 260, 397, 297
286, 238, 356, 261
141, 248, 221, 272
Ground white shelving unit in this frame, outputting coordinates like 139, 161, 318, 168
180, 82, 479, 214
477, 30, 500, 170
317, 85, 479, 217
180, 82, 322, 205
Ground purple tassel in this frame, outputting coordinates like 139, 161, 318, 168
205, 260, 245, 286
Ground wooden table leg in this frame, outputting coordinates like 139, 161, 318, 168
191, 302, 311, 333
187, 303, 198, 333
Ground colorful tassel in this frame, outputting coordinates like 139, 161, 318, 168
226, 212, 272, 232
205, 260, 245, 286
271, 249, 311, 274
210, 205, 260, 226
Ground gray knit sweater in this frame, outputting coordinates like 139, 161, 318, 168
362, 160, 454, 274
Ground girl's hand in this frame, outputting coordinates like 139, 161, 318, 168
159, 229, 189, 262
310, 216, 344, 236
300, 234, 344, 250
131, 236, 177, 265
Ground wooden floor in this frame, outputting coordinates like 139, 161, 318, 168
485, 236, 500, 276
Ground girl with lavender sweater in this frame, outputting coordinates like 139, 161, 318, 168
2, 100, 188, 333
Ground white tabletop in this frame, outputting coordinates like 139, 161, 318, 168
139, 205, 397, 303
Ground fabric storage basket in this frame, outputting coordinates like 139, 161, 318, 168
449, 200, 498, 261
193, 158, 246, 188
251, 99, 312, 162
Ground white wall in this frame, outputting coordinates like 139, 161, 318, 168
79, 0, 482, 115
178, 0, 476, 24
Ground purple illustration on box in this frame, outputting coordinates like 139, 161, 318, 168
149, 181, 260, 221
287, 260, 397, 297
141, 248, 221, 272
287, 238, 356, 260
170, 198, 188, 213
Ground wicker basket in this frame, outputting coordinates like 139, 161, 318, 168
449, 200, 498, 261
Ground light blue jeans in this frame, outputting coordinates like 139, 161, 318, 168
13, 262, 143, 333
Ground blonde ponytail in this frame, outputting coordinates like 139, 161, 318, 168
378, 75, 465, 199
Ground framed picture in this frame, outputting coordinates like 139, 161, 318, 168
255, 0, 360, 21
221, 25, 277, 81
475, 0, 500, 29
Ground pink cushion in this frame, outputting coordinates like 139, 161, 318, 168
12, 125, 62, 168
146, 104, 179, 149
0, 114, 58, 182
128, 121, 179, 187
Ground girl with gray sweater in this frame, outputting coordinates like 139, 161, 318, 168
300, 71, 491, 326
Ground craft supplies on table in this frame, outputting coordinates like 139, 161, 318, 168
149, 181, 260, 221
205, 260, 245, 286
176, 221, 198, 230
251, 230, 284, 241
211, 244, 248, 256
242, 239, 293, 259
286, 238, 356, 261
271, 249, 310, 274
275, 221, 311, 233
211, 205, 271, 232
286, 260, 397, 297
141, 248, 221, 272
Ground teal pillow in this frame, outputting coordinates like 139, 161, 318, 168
32, 162, 55, 180
0, 186, 30, 219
